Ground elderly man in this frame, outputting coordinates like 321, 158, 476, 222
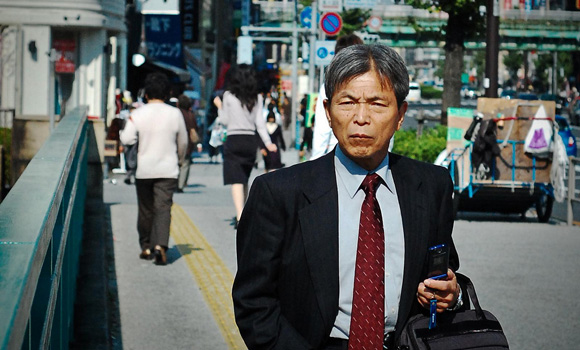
233, 44, 464, 350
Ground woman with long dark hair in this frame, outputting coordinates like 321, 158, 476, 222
214, 64, 277, 227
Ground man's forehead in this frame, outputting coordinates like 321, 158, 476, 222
336, 71, 390, 90
334, 78, 393, 99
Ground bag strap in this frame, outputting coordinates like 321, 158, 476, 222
455, 272, 486, 320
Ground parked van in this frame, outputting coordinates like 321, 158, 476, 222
408, 82, 421, 102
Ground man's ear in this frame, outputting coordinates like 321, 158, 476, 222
324, 99, 332, 126
396, 101, 408, 131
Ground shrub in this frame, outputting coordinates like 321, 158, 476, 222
420, 86, 443, 99
393, 125, 447, 163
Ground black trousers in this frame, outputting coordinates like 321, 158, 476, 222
135, 178, 177, 251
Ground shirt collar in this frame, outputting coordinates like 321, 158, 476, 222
335, 146, 393, 199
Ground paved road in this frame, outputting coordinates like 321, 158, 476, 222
104, 127, 579, 350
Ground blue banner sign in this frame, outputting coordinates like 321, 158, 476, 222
145, 14, 184, 67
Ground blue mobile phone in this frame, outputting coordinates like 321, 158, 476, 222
427, 244, 449, 280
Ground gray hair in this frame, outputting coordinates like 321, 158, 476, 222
324, 44, 409, 109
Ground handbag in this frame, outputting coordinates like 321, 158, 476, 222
189, 128, 200, 144
397, 273, 509, 350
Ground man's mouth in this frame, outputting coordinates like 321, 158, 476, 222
350, 133, 372, 139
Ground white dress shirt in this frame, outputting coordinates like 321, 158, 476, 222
330, 147, 405, 339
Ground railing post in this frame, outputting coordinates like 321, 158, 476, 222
568, 157, 576, 226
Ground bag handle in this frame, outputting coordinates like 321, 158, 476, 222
455, 272, 486, 320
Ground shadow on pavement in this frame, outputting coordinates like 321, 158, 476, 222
167, 244, 203, 264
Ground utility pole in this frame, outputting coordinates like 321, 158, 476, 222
291, 21, 299, 149
552, 51, 558, 95
485, 0, 499, 98
308, 1, 317, 94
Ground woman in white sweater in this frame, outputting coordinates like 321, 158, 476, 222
214, 64, 277, 227
120, 72, 188, 264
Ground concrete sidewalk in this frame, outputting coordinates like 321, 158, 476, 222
91, 136, 580, 350
103, 141, 302, 350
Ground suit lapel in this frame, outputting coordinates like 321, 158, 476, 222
298, 153, 340, 329
390, 154, 429, 332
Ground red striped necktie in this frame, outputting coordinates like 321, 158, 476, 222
348, 173, 385, 350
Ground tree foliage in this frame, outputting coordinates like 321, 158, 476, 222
503, 51, 523, 87
339, 8, 371, 35
405, 0, 487, 125
405, 0, 486, 47
533, 52, 574, 92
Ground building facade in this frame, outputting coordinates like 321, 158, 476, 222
0, 0, 127, 125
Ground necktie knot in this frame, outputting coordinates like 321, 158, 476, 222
361, 173, 382, 196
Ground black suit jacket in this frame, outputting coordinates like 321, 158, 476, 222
233, 151, 459, 350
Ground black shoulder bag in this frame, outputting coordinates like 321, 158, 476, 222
397, 273, 509, 350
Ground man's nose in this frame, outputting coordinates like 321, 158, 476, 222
353, 103, 371, 124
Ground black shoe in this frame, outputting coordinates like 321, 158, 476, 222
175, 188, 184, 193
124, 178, 132, 185
154, 247, 167, 265
139, 249, 153, 260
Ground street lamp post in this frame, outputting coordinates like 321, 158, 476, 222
485, 0, 500, 98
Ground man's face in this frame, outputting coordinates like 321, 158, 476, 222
324, 70, 407, 171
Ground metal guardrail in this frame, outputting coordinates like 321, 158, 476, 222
0, 106, 89, 349
567, 156, 580, 226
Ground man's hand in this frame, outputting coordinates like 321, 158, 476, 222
261, 149, 268, 156
416, 269, 460, 313
266, 143, 278, 152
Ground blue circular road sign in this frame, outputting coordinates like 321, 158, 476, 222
320, 12, 342, 36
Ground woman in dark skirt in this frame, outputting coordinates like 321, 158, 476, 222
261, 111, 286, 172
214, 64, 277, 227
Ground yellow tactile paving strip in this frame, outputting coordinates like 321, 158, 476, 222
170, 204, 246, 350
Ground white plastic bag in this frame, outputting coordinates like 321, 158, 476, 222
524, 105, 553, 158
550, 131, 569, 203
209, 123, 226, 148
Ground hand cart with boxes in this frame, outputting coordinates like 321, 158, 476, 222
444, 98, 562, 222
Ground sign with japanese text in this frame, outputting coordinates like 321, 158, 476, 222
145, 14, 183, 67
319, 0, 342, 12
53, 39, 76, 73
343, 0, 377, 10
280, 79, 292, 92
180, 0, 199, 43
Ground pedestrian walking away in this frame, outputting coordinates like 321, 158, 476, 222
176, 94, 199, 193
260, 111, 286, 172
213, 64, 277, 228
120, 72, 188, 265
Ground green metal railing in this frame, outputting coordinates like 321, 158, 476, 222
0, 106, 89, 349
